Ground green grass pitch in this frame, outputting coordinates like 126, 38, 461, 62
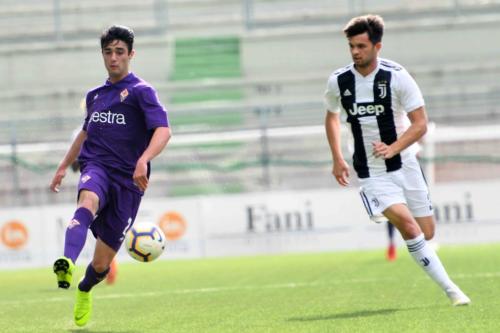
1, 243, 500, 333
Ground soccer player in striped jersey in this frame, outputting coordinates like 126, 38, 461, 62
324, 14, 470, 306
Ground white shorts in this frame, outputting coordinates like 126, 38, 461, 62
359, 157, 433, 221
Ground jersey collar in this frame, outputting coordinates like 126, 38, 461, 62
351, 59, 380, 79
104, 72, 136, 88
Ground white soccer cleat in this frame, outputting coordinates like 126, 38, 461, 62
446, 287, 471, 306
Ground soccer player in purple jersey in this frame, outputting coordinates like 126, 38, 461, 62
49, 25, 171, 326
324, 15, 470, 306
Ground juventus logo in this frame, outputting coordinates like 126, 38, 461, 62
420, 257, 430, 267
377, 82, 387, 99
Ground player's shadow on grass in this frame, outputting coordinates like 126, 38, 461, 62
288, 308, 398, 322
68, 328, 139, 333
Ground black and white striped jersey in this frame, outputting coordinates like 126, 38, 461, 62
324, 58, 424, 178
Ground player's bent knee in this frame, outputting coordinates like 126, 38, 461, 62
397, 221, 422, 240
78, 191, 99, 215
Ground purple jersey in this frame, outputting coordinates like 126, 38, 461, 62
79, 72, 168, 193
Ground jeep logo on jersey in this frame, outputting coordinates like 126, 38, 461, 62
348, 103, 385, 117
89, 110, 126, 125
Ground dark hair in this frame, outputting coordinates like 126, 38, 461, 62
100, 25, 134, 53
343, 15, 384, 44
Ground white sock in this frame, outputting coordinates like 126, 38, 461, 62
405, 234, 456, 291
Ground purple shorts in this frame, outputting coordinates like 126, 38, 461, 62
78, 164, 141, 252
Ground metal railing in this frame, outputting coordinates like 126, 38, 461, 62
2, 122, 500, 208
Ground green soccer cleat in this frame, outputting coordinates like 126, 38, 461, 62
74, 288, 92, 327
53, 256, 75, 289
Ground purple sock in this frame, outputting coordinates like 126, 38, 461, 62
63, 207, 94, 264
78, 264, 110, 292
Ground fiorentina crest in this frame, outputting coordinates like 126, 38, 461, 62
120, 88, 129, 102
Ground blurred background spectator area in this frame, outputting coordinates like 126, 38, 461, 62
1, 0, 500, 207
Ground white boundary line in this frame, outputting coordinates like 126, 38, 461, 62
2, 271, 498, 306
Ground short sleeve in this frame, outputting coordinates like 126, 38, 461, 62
82, 93, 91, 131
324, 74, 341, 113
395, 69, 425, 113
136, 85, 169, 129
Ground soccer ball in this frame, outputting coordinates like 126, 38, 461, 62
125, 222, 166, 262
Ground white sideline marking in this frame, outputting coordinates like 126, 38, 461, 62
2, 272, 498, 306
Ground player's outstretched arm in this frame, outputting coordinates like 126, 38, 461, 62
325, 111, 350, 186
133, 126, 171, 191
50, 130, 88, 192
